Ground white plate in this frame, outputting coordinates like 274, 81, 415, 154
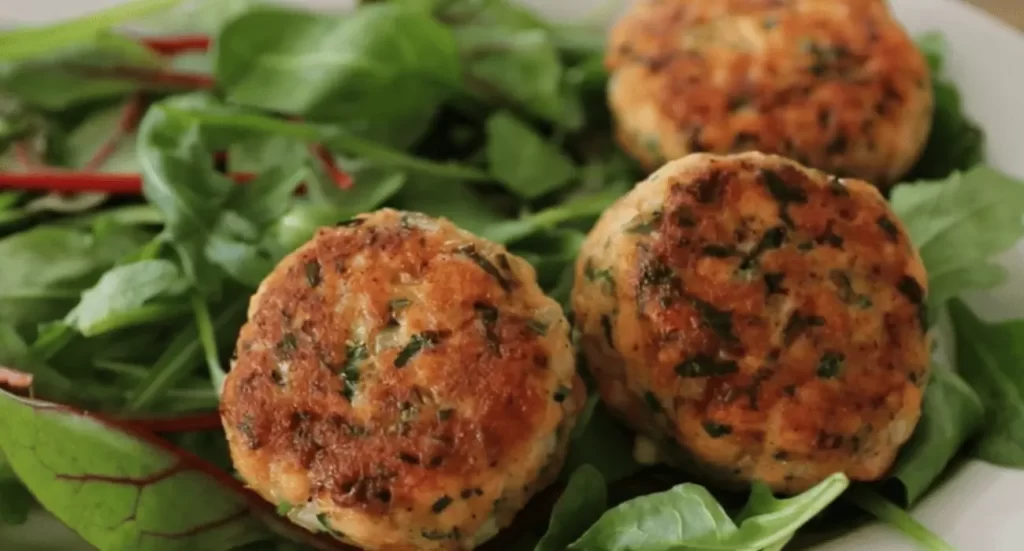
2, 0, 1023, 550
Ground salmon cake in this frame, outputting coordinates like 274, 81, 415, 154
221, 209, 583, 550
572, 152, 929, 493
606, 0, 933, 186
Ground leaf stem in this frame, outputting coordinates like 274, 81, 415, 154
84, 93, 144, 171
845, 488, 956, 551
191, 294, 226, 395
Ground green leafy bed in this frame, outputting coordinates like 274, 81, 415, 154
0, 1, 1022, 550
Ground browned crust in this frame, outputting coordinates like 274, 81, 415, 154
606, 0, 932, 186
573, 153, 929, 492
221, 209, 578, 548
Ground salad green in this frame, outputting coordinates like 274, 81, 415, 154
1, 0, 1024, 550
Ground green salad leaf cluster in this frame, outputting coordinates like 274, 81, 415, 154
1, 1, 1024, 550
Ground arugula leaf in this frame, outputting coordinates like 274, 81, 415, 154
0, 0, 182, 63
126, 297, 247, 411
569, 474, 848, 551
161, 105, 490, 181
216, 3, 461, 147
950, 300, 1024, 467
65, 260, 190, 338
436, 0, 580, 128
890, 166, 1024, 312
0, 226, 148, 327
390, 176, 505, 234
906, 33, 984, 180
486, 111, 576, 199
536, 465, 607, 551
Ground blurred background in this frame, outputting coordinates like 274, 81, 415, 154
1, 0, 1022, 29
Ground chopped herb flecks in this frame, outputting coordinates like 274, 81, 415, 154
600, 314, 614, 348
691, 298, 737, 343
473, 302, 500, 355
644, 391, 662, 413
764, 272, 786, 295
553, 385, 571, 402
817, 352, 845, 379
675, 354, 739, 378
304, 260, 322, 288
702, 421, 733, 438
627, 211, 663, 234
387, 298, 411, 327
317, 513, 343, 536
526, 319, 549, 336
422, 529, 458, 541
702, 244, 736, 257
432, 495, 453, 513
276, 501, 293, 516
458, 245, 512, 292
395, 331, 447, 368
828, 176, 849, 196
783, 313, 826, 345
438, 408, 454, 421
761, 169, 807, 227
340, 341, 368, 401
585, 258, 617, 295
877, 216, 900, 242
275, 332, 298, 359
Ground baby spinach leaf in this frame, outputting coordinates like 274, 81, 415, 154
486, 111, 576, 199
563, 404, 642, 485
905, 33, 984, 180
65, 260, 190, 337
950, 300, 1024, 467
0, 388, 268, 550
885, 365, 984, 506
728, 474, 849, 550
536, 465, 607, 551
568, 482, 737, 551
216, 4, 461, 147
0, 323, 78, 401
890, 166, 1024, 312
570, 474, 849, 551
846, 488, 955, 551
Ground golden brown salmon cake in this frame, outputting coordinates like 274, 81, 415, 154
572, 153, 929, 493
221, 209, 583, 550
606, 0, 932, 186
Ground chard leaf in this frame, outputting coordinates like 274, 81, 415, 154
0, 454, 32, 526
61, 103, 140, 172
890, 166, 1024, 312
216, 3, 461, 147
536, 465, 607, 551
0, 388, 268, 550
950, 300, 1024, 467
486, 111, 576, 199
65, 260, 190, 337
